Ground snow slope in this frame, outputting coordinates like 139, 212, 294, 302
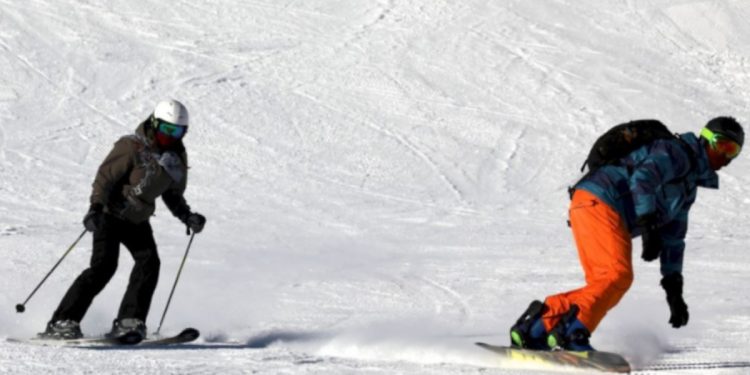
2, 0, 750, 373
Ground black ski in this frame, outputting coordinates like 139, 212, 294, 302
8, 331, 143, 346
139, 327, 199, 346
8, 328, 199, 347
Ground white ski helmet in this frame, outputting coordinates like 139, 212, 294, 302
153, 99, 189, 126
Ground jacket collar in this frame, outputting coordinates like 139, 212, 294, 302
680, 132, 719, 189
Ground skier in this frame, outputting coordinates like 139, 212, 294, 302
509, 117, 744, 351
40, 100, 206, 339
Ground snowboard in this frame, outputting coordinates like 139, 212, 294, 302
476, 342, 630, 373
9, 327, 199, 347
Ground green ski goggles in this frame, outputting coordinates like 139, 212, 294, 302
156, 120, 188, 139
701, 127, 741, 159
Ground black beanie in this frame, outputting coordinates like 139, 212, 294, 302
705, 117, 744, 147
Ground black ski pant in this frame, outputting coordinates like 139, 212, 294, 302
51, 214, 160, 323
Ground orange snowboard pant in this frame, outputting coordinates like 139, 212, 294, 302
541, 189, 633, 333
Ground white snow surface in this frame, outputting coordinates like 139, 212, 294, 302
2, 0, 750, 374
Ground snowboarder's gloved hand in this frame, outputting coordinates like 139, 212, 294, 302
640, 230, 662, 262
661, 273, 689, 328
637, 214, 661, 262
181, 212, 206, 234
83, 203, 104, 232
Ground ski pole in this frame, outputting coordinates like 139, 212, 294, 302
155, 232, 195, 335
16, 229, 87, 313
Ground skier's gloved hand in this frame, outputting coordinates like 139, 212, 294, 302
637, 214, 661, 262
83, 204, 104, 232
181, 212, 206, 235
661, 273, 689, 328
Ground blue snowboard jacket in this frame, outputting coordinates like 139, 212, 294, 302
575, 132, 719, 276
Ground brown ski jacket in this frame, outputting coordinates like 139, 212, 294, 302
90, 119, 191, 223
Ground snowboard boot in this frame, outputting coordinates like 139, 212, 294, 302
509, 300, 549, 350
546, 304, 594, 351
39, 319, 83, 339
107, 318, 147, 339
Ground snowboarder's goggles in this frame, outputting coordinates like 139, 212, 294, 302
701, 127, 741, 159
156, 120, 187, 139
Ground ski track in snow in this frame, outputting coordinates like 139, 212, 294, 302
2, 0, 750, 374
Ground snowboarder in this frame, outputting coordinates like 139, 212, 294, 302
509, 117, 744, 351
40, 100, 206, 339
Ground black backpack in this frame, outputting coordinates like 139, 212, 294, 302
569, 119, 697, 200
579, 119, 677, 173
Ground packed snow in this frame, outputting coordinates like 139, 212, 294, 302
1, 0, 750, 374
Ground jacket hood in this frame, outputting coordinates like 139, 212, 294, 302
135, 119, 156, 147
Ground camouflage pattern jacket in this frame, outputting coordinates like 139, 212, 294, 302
575, 132, 719, 276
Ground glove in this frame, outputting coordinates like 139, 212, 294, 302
661, 273, 689, 328
83, 204, 104, 232
637, 214, 661, 262
181, 212, 206, 235
641, 230, 662, 261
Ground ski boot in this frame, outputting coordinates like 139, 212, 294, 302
107, 318, 147, 340
39, 319, 83, 339
546, 304, 594, 351
509, 300, 549, 350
